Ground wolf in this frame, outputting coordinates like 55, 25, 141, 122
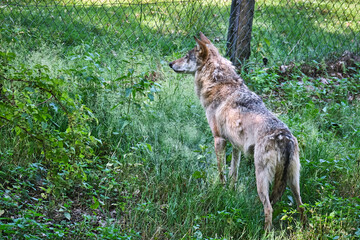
169, 32, 305, 230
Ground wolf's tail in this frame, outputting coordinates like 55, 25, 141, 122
270, 133, 294, 205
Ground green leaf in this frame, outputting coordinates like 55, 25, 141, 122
146, 143, 152, 152
128, 68, 134, 75
14, 126, 21, 135
125, 88, 132, 98
110, 101, 124, 110
264, 38, 271, 46
90, 196, 100, 210
192, 170, 205, 179
115, 75, 128, 81
94, 138, 102, 144
148, 93, 154, 101
120, 120, 129, 131
64, 212, 71, 220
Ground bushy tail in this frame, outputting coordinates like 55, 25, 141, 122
270, 134, 294, 205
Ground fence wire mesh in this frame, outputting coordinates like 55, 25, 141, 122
252, 0, 360, 65
1, 0, 359, 66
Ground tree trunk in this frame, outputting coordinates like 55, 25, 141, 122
226, 0, 255, 68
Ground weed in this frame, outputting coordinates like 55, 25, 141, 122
1, 5, 360, 240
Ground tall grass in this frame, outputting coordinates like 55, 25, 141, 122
1, 2, 360, 239
1, 0, 358, 64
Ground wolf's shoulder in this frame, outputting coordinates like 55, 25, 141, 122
231, 84, 269, 114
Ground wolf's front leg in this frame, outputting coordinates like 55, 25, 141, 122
229, 147, 240, 187
214, 137, 227, 184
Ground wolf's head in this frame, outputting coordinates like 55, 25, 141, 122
169, 32, 213, 74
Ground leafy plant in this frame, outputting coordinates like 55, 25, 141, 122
0, 50, 98, 189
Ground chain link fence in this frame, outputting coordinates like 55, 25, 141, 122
1, 0, 359, 65
252, 0, 360, 65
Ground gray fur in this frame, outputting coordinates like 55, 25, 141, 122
169, 32, 305, 230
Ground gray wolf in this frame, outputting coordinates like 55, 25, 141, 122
169, 32, 305, 230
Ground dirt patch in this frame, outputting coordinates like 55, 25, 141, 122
278, 51, 360, 79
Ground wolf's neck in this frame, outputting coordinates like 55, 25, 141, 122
194, 56, 245, 108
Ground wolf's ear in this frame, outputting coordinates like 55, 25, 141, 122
194, 36, 209, 60
199, 32, 211, 44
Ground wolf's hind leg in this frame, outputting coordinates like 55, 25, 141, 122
229, 147, 240, 187
214, 137, 227, 184
255, 165, 273, 231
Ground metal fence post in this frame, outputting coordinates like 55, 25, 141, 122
227, 0, 255, 68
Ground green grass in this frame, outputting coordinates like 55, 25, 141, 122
1, 0, 358, 64
0, 0, 229, 57
252, 0, 360, 64
1, 2, 360, 239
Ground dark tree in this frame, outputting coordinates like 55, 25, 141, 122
226, 0, 255, 68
